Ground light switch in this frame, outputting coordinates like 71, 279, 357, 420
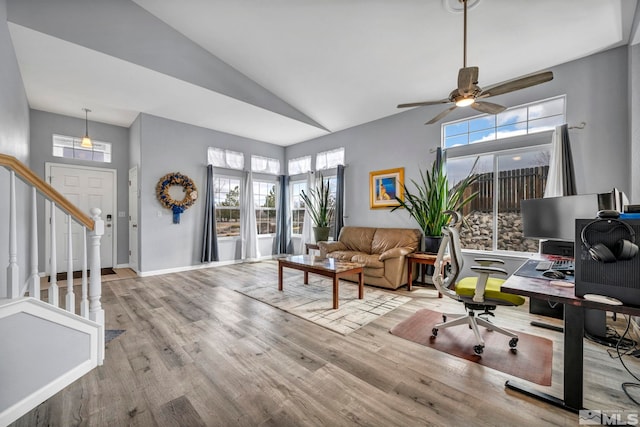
157, 211, 163, 217
118, 211, 126, 218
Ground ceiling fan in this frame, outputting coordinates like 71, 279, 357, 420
398, 0, 553, 125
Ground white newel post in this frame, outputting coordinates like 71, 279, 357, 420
7, 171, 19, 298
88, 208, 105, 364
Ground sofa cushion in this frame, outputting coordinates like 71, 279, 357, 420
326, 250, 362, 262
337, 227, 377, 254
364, 267, 385, 278
371, 228, 422, 254
351, 253, 384, 269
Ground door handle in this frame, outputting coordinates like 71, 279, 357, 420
132, 224, 138, 228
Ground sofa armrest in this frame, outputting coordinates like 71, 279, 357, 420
318, 241, 347, 257
379, 247, 414, 261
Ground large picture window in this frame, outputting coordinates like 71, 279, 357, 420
290, 180, 306, 235
253, 180, 276, 235
444, 97, 563, 253
53, 134, 112, 163
214, 176, 241, 237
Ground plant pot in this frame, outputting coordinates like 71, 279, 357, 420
423, 236, 443, 254
313, 226, 331, 243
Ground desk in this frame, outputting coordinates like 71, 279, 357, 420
501, 274, 640, 412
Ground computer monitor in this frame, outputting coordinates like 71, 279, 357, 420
521, 194, 600, 242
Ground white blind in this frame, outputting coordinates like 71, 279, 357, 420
316, 147, 344, 170
208, 147, 245, 170
288, 155, 312, 175
251, 155, 281, 175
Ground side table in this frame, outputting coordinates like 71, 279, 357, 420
406, 252, 446, 296
305, 243, 320, 254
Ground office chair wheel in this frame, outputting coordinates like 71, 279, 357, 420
509, 337, 518, 348
431, 328, 438, 337
473, 345, 484, 355
442, 315, 447, 322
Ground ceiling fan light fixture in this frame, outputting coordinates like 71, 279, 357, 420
455, 96, 475, 107
80, 108, 92, 149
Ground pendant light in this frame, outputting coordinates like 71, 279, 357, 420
81, 108, 92, 148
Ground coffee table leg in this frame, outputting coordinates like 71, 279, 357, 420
407, 259, 413, 291
278, 262, 283, 291
358, 271, 364, 300
333, 276, 339, 309
304, 271, 309, 284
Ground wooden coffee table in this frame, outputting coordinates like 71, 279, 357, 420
406, 252, 449, 295
277, 255, 364, 309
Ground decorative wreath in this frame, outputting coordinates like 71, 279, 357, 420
156, 172, 198, 223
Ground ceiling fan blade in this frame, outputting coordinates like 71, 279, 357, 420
426, 105, 457, 125
458, 66, 479, 94
397, 99, 450, 108
480, 71, 554, 98
471, 101, 506, 115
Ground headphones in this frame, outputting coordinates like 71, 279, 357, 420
580, 210, 638, 263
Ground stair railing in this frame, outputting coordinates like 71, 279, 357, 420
1, 154, 105, 362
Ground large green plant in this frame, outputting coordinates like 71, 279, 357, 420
392, 158, 478, 237
300, 174, 334, 227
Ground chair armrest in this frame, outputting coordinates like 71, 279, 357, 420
470, 265, 508, 302
474, 257, 505, 266
379, 247, 414, 261
318, 241, 347, 257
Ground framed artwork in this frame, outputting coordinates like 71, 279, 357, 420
369, 167, 404, 209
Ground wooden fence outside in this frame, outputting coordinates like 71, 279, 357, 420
464, 165, 549, 213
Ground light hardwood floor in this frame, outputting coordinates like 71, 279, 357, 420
12, 260, 640, 426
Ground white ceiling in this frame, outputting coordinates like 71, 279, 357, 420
8, 0, 639, 146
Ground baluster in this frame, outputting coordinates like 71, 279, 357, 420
7, 171, 19, 298
49, 201, 59, 307
80, 226, 89, 318
65, 214, 75, 313
28, 187, 40, 299
88, 208, 105, 364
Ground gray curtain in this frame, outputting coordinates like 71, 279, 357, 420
201, 164, 219, 262
544, 124, 577, 197
273, 174, 292, 254
334, 164, 345, 240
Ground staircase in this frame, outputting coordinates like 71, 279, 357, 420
0, 154, 105, 426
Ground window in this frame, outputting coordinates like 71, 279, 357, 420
443, 96, 565, 148
253, 180, 276, 235
208, 147, 244, 170
443, 97, 563, 253
251, 155, 280, 175
214, 176, 241, 237
316, 147, 344, 170
290, 180, 306, 235
52, 134, 112, 163
288, 156, 311, 175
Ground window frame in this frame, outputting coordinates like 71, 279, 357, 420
289, 179, 307, 236
52, 134, 112, 163
213, 174, 242, 239
253, 178, 277, 236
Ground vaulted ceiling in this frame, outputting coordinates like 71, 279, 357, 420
7, 0, 639, 146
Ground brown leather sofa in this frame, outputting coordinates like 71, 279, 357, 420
318, 226, 422, 290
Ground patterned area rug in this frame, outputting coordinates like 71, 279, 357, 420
237, 277, 411, 335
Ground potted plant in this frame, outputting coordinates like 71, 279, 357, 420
300, 173, 334, 242
392, 157, 478, 252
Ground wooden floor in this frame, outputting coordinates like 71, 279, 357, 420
12, 260, 640, 426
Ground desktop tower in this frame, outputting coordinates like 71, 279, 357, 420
575, 218, 640, 306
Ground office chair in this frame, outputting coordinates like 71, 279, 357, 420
431, 211, 525, 355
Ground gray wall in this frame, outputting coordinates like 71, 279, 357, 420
137, 113, 284, 273
0, 0, 30, 297
29, 110, 131, 268
631, 43, 640, 202
287, 46, 633, 234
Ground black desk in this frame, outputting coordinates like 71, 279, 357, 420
501, 274, 640, 412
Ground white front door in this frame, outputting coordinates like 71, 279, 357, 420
128, 166, 139, 272
46, 163, 116, 272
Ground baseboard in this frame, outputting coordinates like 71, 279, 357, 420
137, 259, 244, 277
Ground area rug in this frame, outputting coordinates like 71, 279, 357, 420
390, 308, 553, 386
237, 279, 411, 335
105, 329, 125, 343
